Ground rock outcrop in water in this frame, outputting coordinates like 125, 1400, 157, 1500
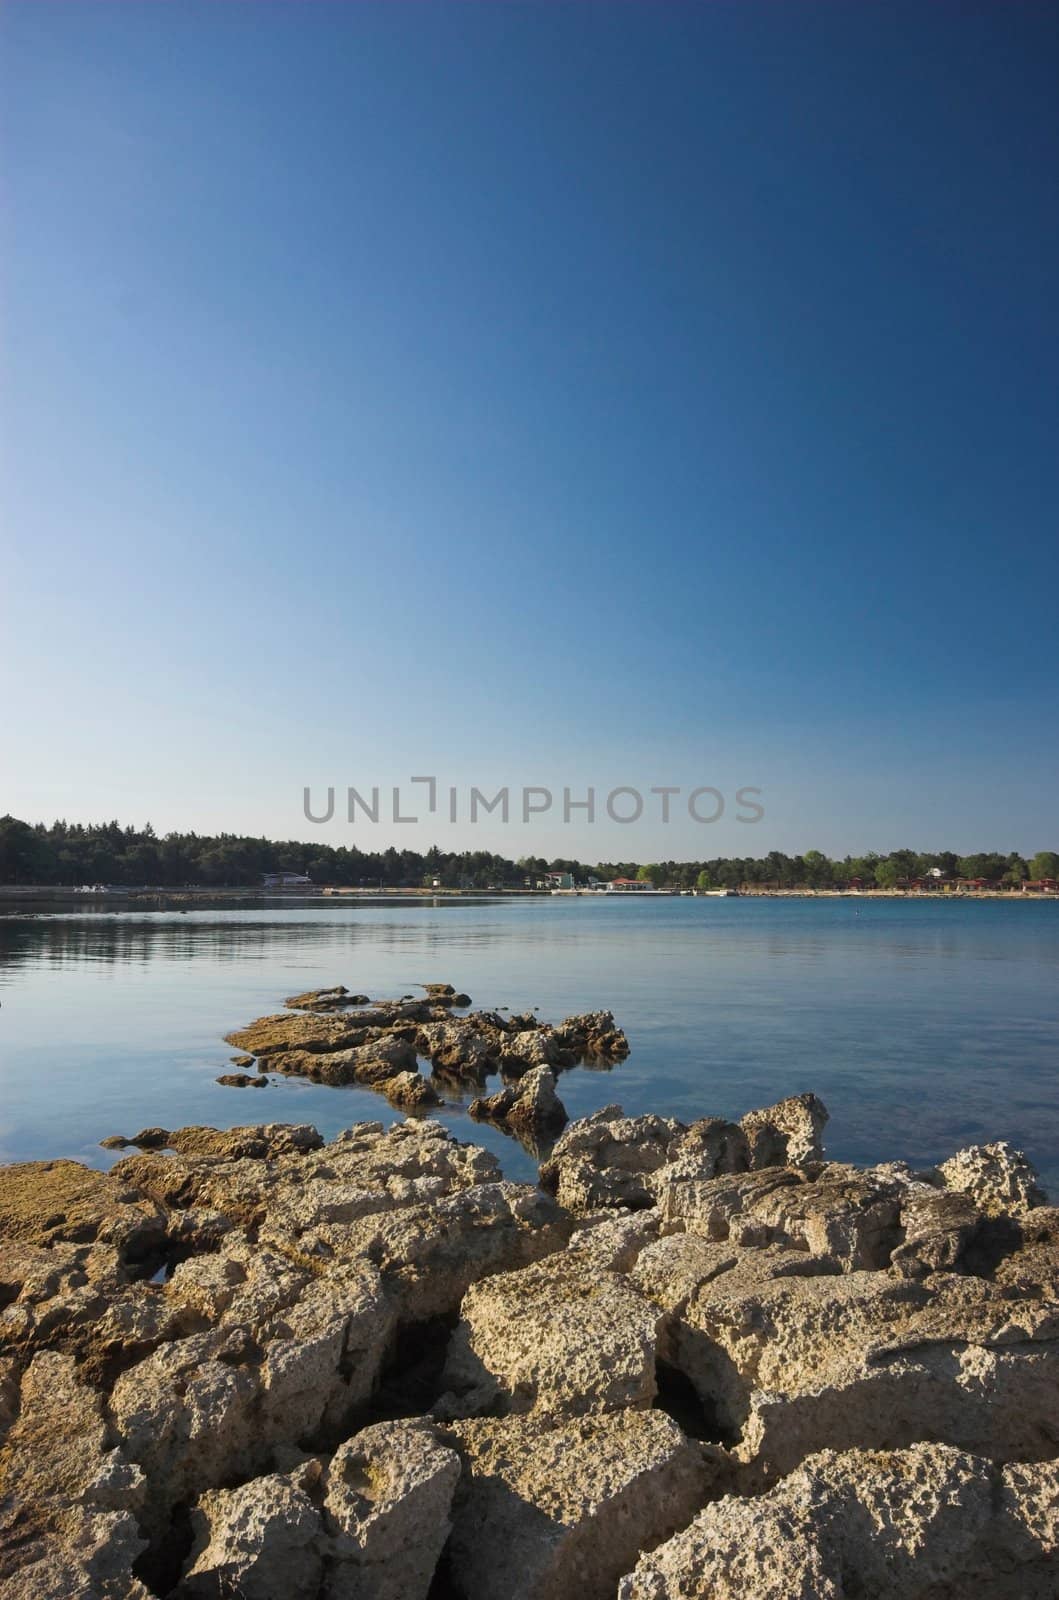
216, 986, 629, 1147
1, 993, 1057, 1598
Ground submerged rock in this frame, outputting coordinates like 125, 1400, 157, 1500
284, 985, 370, 1011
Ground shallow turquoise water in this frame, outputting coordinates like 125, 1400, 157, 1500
1, 895, 1057, 1192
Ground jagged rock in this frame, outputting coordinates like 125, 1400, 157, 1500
618, 1444, 1059, 1599
539, 1107, 687, 1211
323, 1421, 461, 1599
180, 1468, 323, 1598
379, 1070, 439, 1109
739, 1092, 829, 1169
552, 1009, 630, 1062
216, 1072, 270, 1087
498, 1029, 570, 1074
652, 1156, 911, 1275
0, 1352, 148, 1597
630, 1232, 746, 1317
565, 1208, 661, 1273
441, 1250, 662, 1418
668, 1116, 750, 1174
1000, 1457, 1059, 1574
1, 1515, 152, 1600
540, 1100, 808, 1219
443, 1411, 709, 1600
665, 1255, 1059, 1478
654, 1163, 808, 1240
939, 1141, 1046, 1215
890, 1187, 986, 1278
315, 1179, 570, 1322
269, 1034, 418, 1086
415, 1020, 498, 1079
738, 1163, 907, 1270
3, 1050, 1058, 1600
469, 1066, 567, 1137
993, 1205, 1059, 1290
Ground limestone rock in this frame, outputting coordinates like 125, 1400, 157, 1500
668, 1115, 750, 1174
666, 1258, 1059, 1478
539, 1107, 687, 1212
739, 1092, 829, 1169
420, 982, 472, 1007
415, 1020, 498, 1079
442, 1251, 662, 1418
4, 1044, 1058, 1600
224, 1011, 377, 1056
552, 1010, 630, 1062
0, 1159, 164, 1251
469, 1066, 567, 1137
565, 1207, 661, 1273
269, 1034, 418, 1086
380, 1071, 439, 1108
443, 1411, 709, 1600
180, 1470, 323, 1598
497, 1028, 569, 1074
890, 1186, 985, 1278
939, 1141, 1045, 1215
284, 984, 370, 1010
619, 1443, 1059, 1599
323, 1420, 460, 1599
0, 1352, 148, 1596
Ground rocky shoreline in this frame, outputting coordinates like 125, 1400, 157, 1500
1, 987, 1057, 1598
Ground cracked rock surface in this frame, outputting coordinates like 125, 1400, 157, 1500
2, 989, 1057, 1599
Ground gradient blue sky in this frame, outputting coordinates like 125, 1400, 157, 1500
3, 1, 1057, 861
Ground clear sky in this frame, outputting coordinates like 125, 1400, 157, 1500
3, 1, 1057, 862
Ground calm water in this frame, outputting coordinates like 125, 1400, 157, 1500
1, 896, 1057, 1192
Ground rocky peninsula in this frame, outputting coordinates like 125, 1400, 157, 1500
1, 985, 1057, 1598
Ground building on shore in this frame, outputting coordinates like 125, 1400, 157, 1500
261, 871, 312, 889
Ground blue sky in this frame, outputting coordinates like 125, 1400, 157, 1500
3, 1, 1057, 861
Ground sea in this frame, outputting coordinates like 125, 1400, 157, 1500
1, 894, 1057, 1193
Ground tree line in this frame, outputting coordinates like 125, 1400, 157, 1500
1, 816, 1057, 892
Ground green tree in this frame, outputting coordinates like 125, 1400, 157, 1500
802, 849, 833, 888
1030, 851, 1059, 882
637, 863, 666, 887
874, 859, 901, 889
695, 868, 713, 891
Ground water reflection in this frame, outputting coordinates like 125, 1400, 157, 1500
0, 898, 1056, 1192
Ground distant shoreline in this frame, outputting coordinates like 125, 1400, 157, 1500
0, 884, 1055, 906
